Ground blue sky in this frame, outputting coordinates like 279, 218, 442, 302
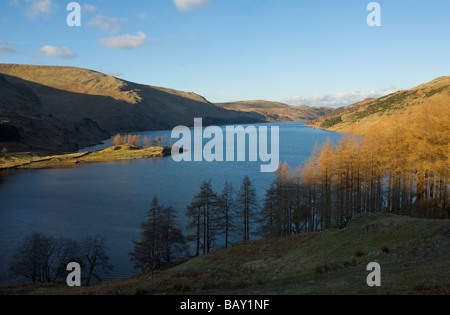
1, 0, 449, 107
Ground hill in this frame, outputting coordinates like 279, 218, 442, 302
0, 64, 266, 152
1, 214, 449, 295
306, 76, 450, 135
0, 75, 109, 153
216, 100, 333, 122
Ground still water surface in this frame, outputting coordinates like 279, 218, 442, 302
0, 122, 341, 286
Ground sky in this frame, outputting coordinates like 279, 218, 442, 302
0, 0, 449, 107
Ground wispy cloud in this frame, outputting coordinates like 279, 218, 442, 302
173, 0, 209, 11
0, 40, 19, 54
82, 4, 96, 13
100, 31, 148, 50
87, 14, 127, 34
13, 0, 57, 20
186, 35, 198, 41
39, 45, 77, 59
137, 12, 147, 20
283, 87, 399, 108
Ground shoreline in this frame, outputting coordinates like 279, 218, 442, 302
0, 144, 173, 170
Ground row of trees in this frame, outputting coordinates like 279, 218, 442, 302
185, 177, 258, 256
259, 104, 449, 236
112, 134, 172, 148
9, 233, 111, 286
131, 176, 260, 269
26, 101, 445, 277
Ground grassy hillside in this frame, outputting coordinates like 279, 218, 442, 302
306, 76, 450, 135
216, 100, 332, 122
0, 63, 266, 134
2, 214, 449, 295
0, 75, 109, 153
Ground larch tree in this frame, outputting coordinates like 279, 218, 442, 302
131, 196, 186, 271
237, 176, 258, 242
217, 181, 236, 248
186, 180, 219, 255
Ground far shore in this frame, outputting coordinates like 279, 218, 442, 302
0, 144, 174, 170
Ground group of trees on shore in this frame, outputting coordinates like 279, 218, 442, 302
185, 177, 258, 257
10, 102, 449, 279
112, 133, 172, 148
131, 103, 449, 268
260, 102, 449, 236
9, 233, 111, 286
130, 176, 259, 270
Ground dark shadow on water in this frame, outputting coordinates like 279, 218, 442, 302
0, 169, 22, 186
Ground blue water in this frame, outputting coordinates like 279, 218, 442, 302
0, 122, 341, 286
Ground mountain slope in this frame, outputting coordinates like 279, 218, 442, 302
306, 76, 450, 135
0, 64, 266, 133
216, 100, 333, 122
0, 75, 109, 153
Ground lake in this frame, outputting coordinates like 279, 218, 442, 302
0, 122, 341, 286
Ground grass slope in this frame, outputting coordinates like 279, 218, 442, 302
2, 214, 449, 295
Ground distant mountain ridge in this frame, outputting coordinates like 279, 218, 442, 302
306, 76, 450, 135
216, 100, 333, 122
0, 64, 266, 133
0, 63, 269, 153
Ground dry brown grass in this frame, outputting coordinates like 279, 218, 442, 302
2, 215, 449, 295
307, 76, 450, 137
0, 145, 171, 170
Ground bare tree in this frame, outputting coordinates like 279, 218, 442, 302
81, 235, 112, 286
9, 233, 78, 283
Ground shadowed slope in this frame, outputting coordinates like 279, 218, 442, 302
0, 64, 266, 133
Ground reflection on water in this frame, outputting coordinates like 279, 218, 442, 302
0, 169, 21, 186
0, 123, 341, 286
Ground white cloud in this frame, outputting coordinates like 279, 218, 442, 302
39, 45, 77, 59
137, 12, 147, 20
87, 14, 127, 34
173, 0, 209, 11
82, 4, 96, 13
283, 87, 399, 108
186, 35, 198, 41
100, 31, 148, 50
24, 0, 56, 20
0, 40, 19, 54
